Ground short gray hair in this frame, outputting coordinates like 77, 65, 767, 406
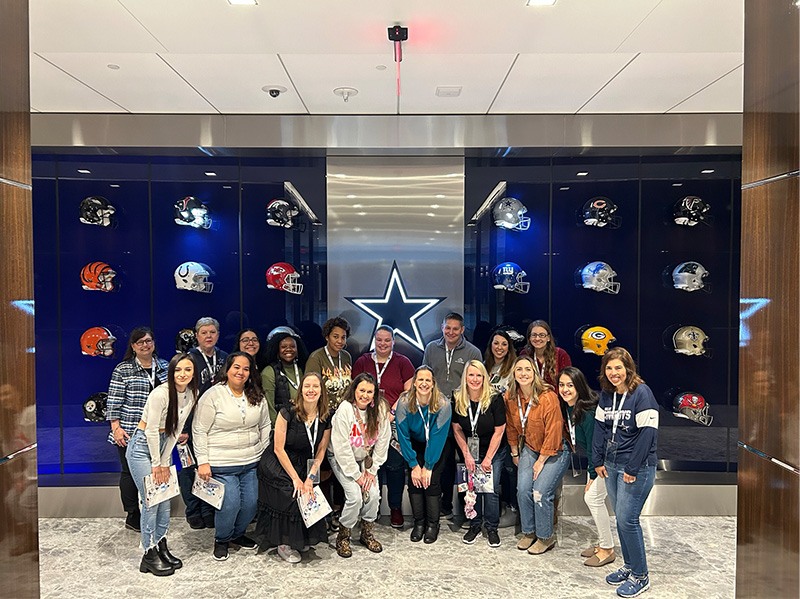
194, 316, 220, 333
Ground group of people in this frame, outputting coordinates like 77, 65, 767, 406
106, 313, 659, 598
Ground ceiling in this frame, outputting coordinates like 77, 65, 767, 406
29, 0, 744, 116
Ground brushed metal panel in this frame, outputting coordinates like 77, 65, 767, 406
0, 0, 30, 186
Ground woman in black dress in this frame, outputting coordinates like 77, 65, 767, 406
255, 372, 331, 563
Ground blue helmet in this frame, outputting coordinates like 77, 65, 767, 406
492, 262, 529, 294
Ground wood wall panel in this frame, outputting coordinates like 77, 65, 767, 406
0, 0, 30, 185
742, 1, 799, 185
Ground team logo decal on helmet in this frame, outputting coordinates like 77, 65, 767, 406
580, 197, 620, 228
577, 325, 616, 356
672, 391, 713, 426
173, 196, 212, 229
579, 261, 620, 294
266, 199, 300, 229
83, 392, 108, 422
79, 196, 116, 227
672, 325, 710, 357
80, 326, 116, 357
672, 261, 710, 293
673, 196, 711, 227
266, 262, 303, 295
175, 328, 198, 353
174, 261, 214, 293
80, 261, 117, 292
492, 197, 530, 231
492, 262, 530, 294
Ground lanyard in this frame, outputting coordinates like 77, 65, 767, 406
535, 358, 545, 380
445, 348, 454, 379
324, 347, 342, 371
517, 393, 534, 432
305, 416, 319, 454
372, 351, 392, 386
225, 384, 247, 424
420, 405, 432, 442
467, 400, 482, 438
136, 359, 157, 389
201, 351, 216, 380
566, 414, 577, 447
611, 391, 628, 441
281, 362, 300, 390
351, 404, 373, 448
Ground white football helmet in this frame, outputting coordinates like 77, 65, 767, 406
672, 261, 710, 292
492, 197, 530, 231
580, 261, 620, 294
174, 261, 214, 293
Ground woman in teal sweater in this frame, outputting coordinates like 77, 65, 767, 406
558, 366, 616, 567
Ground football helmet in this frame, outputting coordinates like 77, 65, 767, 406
579, 261, 620, 294
79, 196, 116, 227
267, 325, 300, 341
672, 391, 713, 426
492, 197, 530, 231
581, 197, 620, 228
266, 199, 300, 229
82, 392, 108, 422
674, 196, 711, 226
578, 325, 616, 356
80, 326, 116, 357
174, 261, 214, 293
492, 262, 530, 294
80, 261, 117, 292
673, 325, 710, 356
266, 262, 303, 295
175, 328, 198, 353
173, 196, 211, 229
672, 261, 710, 292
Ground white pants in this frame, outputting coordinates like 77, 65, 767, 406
583, 473, 614, 550
329, 457, 381, 530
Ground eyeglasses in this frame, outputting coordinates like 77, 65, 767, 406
529, 333, 549, 339
134, 338, 154, 347
240, 337, 259, 344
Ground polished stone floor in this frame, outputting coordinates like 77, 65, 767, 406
38, 515, 736, 599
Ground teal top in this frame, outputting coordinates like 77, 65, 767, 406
567, 404, 597, 480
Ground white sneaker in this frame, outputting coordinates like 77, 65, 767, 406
277, 544, 301, 563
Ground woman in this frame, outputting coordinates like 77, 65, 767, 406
452, 360, 507, 548
193, 352, 272, 562
483, 329, 516, 396
232, 329, 266, 372
106, 327, 169, 532
329, 373, 391, 557
261, 328, 308, 424
592, 348, 658, 598
126, 353, 199, 576
256, 372, 332, 563
505, 355, 570, 555
520, 320, 572, 388
557, 366, 615, 567
352, 325, 414, 528
395, 365, 452, 544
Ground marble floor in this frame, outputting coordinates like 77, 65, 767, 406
38, 515, 736, 599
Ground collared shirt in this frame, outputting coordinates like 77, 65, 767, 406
106, 356, 169, 444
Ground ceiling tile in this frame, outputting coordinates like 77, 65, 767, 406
668, 65, 743, 113
30, 54, 126, 113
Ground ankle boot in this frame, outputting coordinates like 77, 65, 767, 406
139, 547, 174, 576
424, 494, 441, 544
359, 520, 383, 553
157, 538, 182, 569
409, 493, 426, 542
336, 525, 352, 558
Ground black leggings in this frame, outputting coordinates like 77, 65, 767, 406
407, 437, 452, 497
116, 445, 139, 515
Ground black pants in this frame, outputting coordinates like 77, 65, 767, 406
439, 437, 456, 511
116, 445, 139, 515
407, 438, 452, 498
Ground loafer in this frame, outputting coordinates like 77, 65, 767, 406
516, 533, 537, 551
581, 545, 599, 558
584, 550, 616, 567
527, 536, 556, 555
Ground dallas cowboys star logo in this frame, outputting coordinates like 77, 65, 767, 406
346, 261, 445, 351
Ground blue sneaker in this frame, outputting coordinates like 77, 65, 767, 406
616, 575, 650, 598
606, 566, 632, 586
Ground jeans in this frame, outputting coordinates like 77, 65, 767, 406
517, 443, 570, 540
178, 463, 215, 524
212, 462, 258, 543
470, 445, 507, 532
330, 457, 381, 529
126, 429, 170, 550
500, 446, 518, 510
378, 445, 406, 509
583, 473, 613, 550
605, 462, 656, 577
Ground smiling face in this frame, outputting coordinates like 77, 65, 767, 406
278, 336, 298, 364
326, 326, 347, 355
132, 334, 155, 361
605, 358, 627, 392
442, 318, 464, 349
173, 358, 194, 392
414, 368, 434, 398
513, 358, 535, 389
226, 355, 251, 390
196, 325, 219, 354
302, 374, 322, 403
465, 365, 484, 395
558, 373, 577, 406
528, 326, 549, 352
374, 329, 393, 358
491, 334, 509, 363
354, 380, 375, 410
238, 330, 260, 357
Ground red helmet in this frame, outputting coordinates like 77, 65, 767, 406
672, 391, 713, 426
266, 262, 303, 295
80, 261, 117, 292
80, 327, 116, 357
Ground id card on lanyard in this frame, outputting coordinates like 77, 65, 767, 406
517, 394, 533, 456
566, 417, 580, 477
467, 402, 481, 461
606, 391, 627, 463
305, 416, 320, 484
421, 406, 432, 443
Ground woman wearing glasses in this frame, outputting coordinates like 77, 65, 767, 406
520, 320, 571, 388
233, 329, 266, 372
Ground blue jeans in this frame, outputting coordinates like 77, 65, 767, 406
212, 462, 258, 543
517, 443, 570, 540
605, 462, 656, 578
471, 445, 507, 531
126, 429, 171, 551
378, 445, 406, 510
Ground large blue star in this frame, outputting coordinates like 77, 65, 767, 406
346, 262, 445, 351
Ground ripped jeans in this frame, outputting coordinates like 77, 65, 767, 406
516, 443, 571, 540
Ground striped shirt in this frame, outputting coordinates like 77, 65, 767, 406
106, 357, 169, 444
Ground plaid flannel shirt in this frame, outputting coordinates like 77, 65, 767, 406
106, 357, 169, 444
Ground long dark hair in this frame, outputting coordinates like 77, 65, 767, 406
123, 326, 156, 361
343, 373, 384, 440
598, 347, 644, 393
523, 320, 557, 383
483, 330, 516, 379
217, 351, 264, 406
231, 329, 267, 371
165, 352, 199, 437
558, 366, 598, 426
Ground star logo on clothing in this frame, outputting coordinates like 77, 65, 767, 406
346, 261, 445, 352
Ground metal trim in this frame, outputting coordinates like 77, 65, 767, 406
741, 170, 800, 189
738, 441, 800, 475
0, 176, 33, 190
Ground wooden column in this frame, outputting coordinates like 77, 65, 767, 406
738, 1, 800, 596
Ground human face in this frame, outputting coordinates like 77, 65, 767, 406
326, 326, 347, 355
196, 325, 219, 353
132, 334, 154, 361
354, 380, 375, 410
528, 326, 549, 352
173, 359, 194, 392
558, 373, 577, 406
513, 359, 535, 388
278, 337, 298, 364
491, 335, 509, 363
374, 329, 393, 358
605, 358, 627, 392
442, 318, 464, 348
226, 355, 251, 390
302, 375, 322, 403
238, 331, 260, 356
414, 369, 434, 397
465, 365, 484, 395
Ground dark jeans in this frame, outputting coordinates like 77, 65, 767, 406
439, 437, 456, 511
468, 445, 508, 531
501, 445, 518, 509
178, 464, 215, 523
408, 438, 452, 498
116, 445, 139, 515
378, 445, 407, 509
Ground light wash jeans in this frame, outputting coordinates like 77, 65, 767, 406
583, 473, 613, 549
126, 429, 170, 551
605, 462, 656, 577
330, 456, 381, 530
212, 462, 258, 543
517, 443, 570, 540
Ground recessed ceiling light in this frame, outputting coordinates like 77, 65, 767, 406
223, 185, 232, 189
430, 204, 440, 209
376, 65, 387, 71
204, 171, 217, 177
435, 194, 446, 199
701, 169, 715, 174
434, 230, 442, 234
426, 212, 436, 217
77, 169, 91, 174
527, 0, 557, 5
228, 0, 257, 5
357, 212, 367, 216
109, 184, 120, 188
672, 183, 683, 187
346, 194, 357, 199
353, 227, 362, 232
560, 186, 569, 191
352, 203, 363, 208
107, 64, 120, 70
577, 171, 589, 176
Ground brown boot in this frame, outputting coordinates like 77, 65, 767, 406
359, 520, 383, 553
336, 525, 352, 558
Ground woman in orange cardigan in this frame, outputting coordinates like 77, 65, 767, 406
505, 355, 570, 555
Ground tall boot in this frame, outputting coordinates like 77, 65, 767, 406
139, 547, 174, 576
157, 538, 182, 569
359, 520, 383, 553
335, 525, 352, 558
424, 494, 441, 544
409, 493, 426, 542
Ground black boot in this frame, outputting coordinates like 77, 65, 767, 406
139, 547, 174, 576
409, 493, 426, 542
424, 494, 441, 544
157, 538, 182, 569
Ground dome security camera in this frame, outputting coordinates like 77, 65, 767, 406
268, 88, 281, 98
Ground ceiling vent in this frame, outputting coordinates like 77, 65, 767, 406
435, 86, 462, 97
